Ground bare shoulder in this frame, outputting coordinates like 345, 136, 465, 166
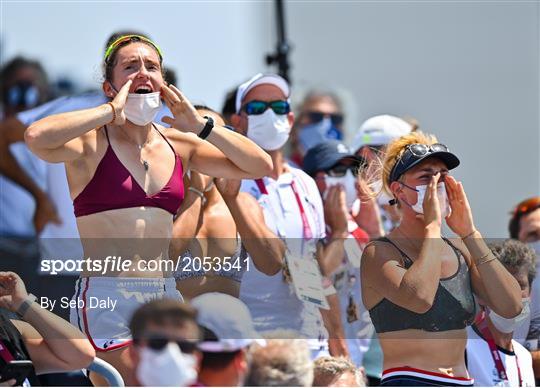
160, 125, 199, 144
361, 237, 405, 268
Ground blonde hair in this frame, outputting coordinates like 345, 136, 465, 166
381, 130, 439, 196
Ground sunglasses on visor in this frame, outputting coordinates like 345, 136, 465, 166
307, 111, 344, 125
389, 143, 454, 183
241, 100, 290, 115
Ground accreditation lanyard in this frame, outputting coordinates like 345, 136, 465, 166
0, 339, 15, 362
477, 320, 522, 386
255, 178, 314, 240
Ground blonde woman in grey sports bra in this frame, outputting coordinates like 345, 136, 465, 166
361, 131, 523, 386
173, 107, 282, 299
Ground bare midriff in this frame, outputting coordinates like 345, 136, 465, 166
177, 276, 240, 300
379, 328, 470, 378
176, 237, 241, 299
76, 206, 174, 278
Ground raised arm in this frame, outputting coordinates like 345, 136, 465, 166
444, 175, 522, 318
160, 84, 272, 179
216, 178, 284, 275
0, 272, 95, 375
25, 80, 131, 163
170, 171, 207, 259
361, 174, 445, 314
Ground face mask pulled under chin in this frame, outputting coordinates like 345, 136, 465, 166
136, 342, 198, 387
488, 298, 531, 334
405, 182, 451, 218
247, 109, 290, 151
122, 92, 162, 126
324, 170, 358, 210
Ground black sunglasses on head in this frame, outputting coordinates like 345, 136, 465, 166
307, 111, 344, 125
241, 100, 290, 115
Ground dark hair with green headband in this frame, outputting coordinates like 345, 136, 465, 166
103, 34, 164, 83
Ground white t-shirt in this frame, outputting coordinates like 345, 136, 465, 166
466, 325, 536, 387
239, 166, 328, 347
14, 92, 172, 262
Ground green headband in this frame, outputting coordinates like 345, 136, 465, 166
104, 35, 163, 63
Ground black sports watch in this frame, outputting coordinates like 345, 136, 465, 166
198, 116, 214, 140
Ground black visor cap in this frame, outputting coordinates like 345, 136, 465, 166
389, 149, 460, 184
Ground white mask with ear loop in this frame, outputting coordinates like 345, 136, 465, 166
324, 170, 358, 210
110, 84, 162, 126
136, 342, 198, 387
402, 182, 451, 218
247, 109, 291, 151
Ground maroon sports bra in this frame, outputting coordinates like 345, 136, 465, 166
73, 125, 184, 217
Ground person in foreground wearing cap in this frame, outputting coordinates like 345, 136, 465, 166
303, 140, 375, 368
360, 130, 522, 386
191, 292, 264, 386
230, 73, 348, 359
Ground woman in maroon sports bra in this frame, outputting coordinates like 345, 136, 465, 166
25, 35, 272, 385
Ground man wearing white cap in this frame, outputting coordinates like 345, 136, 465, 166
350, 114, 413, 163
192, 292, 265, 387
228, 73, 348, 359
350, 114, 413, 234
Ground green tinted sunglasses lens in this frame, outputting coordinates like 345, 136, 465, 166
270, 101, 290, 114
244, 101, 267, 115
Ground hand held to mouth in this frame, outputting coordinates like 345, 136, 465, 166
444, 175, 476, 238
160, 84, 206, 134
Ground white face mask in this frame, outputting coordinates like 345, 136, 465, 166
124, 92, 162, 126
407, 182, 450, 218
488, 298, 531, 334
324, 170, 358, 209
247, 109, 290, 151
136, 342, 198, 387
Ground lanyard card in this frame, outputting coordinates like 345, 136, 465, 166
285, 254, 330, 310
